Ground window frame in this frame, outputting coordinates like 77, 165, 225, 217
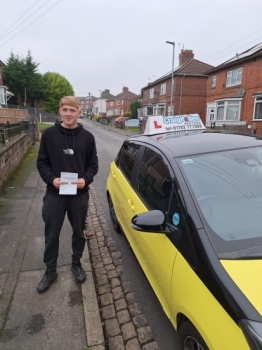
211, 75, 216, 87
0, 86, 6, 105
149, 88, 154, 99
160, 83, 166, 95
253, 95, 262, 120
215, 98, 241, 121
226, 68, 242, 87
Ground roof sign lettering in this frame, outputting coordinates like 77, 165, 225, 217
144, 114, 206, 135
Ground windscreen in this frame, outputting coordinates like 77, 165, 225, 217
179, 146, 262, 259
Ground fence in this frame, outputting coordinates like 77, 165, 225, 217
205, 120, 258, 133
0, 120, 30, 146
0, 108, 28, 123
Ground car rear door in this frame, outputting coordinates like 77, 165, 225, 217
121, 145, 185, 318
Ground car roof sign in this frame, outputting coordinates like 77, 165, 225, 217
144, 114, 206, 135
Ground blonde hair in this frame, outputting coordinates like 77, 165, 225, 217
59, 96, 80, 109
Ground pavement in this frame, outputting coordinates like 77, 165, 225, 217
0, 121, 160, 350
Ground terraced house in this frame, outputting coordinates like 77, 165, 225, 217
139, 49, 213, 122
106, 87, 138, 117
206, 43, 262, 134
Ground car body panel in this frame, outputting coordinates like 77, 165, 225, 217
171, 252, 249, 350
107, 161, 178, 318
221, 259, 262, 316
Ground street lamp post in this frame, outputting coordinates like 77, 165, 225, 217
99, 90, 102, 116
166, 41, 175, 116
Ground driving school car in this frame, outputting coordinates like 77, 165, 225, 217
106, 114, 262, 350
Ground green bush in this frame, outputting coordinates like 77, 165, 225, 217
123, 112, 132, 118
93, 114, 101, 122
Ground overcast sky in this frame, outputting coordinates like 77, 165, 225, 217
1, 0, 262, 98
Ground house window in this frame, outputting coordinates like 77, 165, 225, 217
117, 100, 120, 105
0, 87, 6, 105
226, 68, 242, 87
216, 100, 241, 121
160, 83, 166, 95
253, 96, 262, 120
212, 76, 216, 87
149, 88, 154, 98
110, 101, 113, 106
122, 100, 124, 105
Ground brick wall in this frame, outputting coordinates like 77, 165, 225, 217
142, 75, 208, 120
0, 134, 31, 190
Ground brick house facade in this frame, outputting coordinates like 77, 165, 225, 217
206, 43, 262, 134
106, 87, 138, 117
93, 89, 115, 116
139, 50, 213, 122
76, 94, 96, 115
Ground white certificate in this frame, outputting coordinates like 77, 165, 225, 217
59, 172, 78, 195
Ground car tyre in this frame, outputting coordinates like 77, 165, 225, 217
179, 321, 208, 350
108, 194, 121, 233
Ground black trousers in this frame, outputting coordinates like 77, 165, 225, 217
42, 192, 89, 271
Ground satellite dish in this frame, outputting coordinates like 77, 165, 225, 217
237, 88, 246, 96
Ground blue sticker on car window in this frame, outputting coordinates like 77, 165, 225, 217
172, 213, 180, 226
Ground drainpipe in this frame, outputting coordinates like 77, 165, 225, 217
179, 74, 185, 115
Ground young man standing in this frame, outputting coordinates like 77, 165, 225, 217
36, 96, 98, 293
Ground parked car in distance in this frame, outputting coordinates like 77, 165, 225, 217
113, 117, 129, 126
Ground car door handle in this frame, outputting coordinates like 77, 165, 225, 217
111, 171, 116, 179
128, 199, 135, 212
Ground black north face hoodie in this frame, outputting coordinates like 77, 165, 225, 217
37, 121, 98, 196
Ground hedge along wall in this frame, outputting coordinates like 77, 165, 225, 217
0, 134, 32, 190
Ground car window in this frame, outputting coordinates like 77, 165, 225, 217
179, 146, 262, 257
118, 142, 140, 182
135, 147, 172, 213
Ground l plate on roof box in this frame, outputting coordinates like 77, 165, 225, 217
144, 114, 206, 135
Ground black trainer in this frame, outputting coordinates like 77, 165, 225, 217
37, 270, 58, 294
71, 263, 86, 284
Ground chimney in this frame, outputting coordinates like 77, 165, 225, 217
123, 86, 129, 93
179, 49, 194, 65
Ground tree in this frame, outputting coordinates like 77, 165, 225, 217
42, 72, 74, 114
2, 51, 45, 106
130, 100, 141, 119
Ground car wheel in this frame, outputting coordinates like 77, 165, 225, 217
108, 194, 121, 233
179, 321, 208, 350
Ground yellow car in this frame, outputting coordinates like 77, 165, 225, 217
106, 115, 262, 350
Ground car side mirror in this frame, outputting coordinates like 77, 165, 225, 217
131, 210, 166, 233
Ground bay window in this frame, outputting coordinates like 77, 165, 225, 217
253, 96, 262, 120
216, 99, 241, 121
0, 86, 7, 105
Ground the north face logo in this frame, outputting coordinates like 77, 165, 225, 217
63, 149, 74, 155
